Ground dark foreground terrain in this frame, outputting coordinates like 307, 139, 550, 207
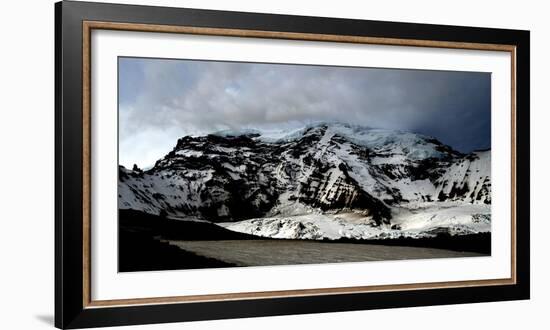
119, 209, 490, 272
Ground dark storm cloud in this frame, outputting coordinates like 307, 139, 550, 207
119, 57, 490, 168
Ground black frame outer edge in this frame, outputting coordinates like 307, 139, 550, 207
54, 1, 63, 328
54, 1, 530, 328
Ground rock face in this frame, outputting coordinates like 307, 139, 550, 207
434, 151, 491, 204
119, 123, 491, 239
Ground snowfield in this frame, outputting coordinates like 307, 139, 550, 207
219, 202, 490, 240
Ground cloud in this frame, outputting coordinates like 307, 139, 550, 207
119, 57, 490, 168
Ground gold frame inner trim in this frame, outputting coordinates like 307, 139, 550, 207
82, 20, 517, 309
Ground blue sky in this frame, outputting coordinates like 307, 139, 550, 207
119, 57, 491, 168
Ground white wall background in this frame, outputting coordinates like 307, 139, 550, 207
0, 0, 546, 329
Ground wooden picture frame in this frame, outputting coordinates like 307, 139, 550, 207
55, 1, 530, 328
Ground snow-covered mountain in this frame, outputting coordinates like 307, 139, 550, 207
119, 123, 491, 239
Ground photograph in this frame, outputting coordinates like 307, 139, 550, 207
117, 57, 492, 272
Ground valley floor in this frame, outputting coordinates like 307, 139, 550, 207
163, 239, 486, 267
118, 209, 490, 272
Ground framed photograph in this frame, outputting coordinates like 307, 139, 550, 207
55, 1, 530, 328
